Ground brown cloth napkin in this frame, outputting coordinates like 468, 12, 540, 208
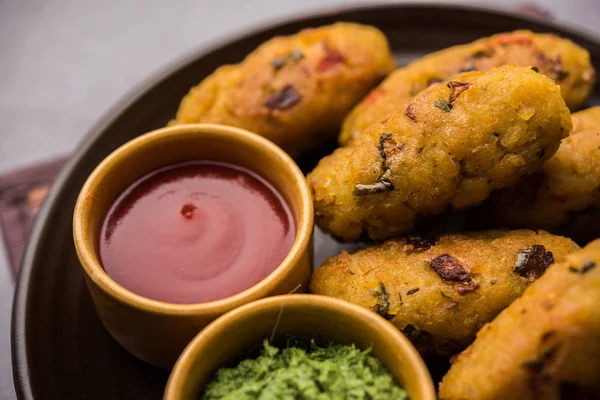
0, 157, 67, 274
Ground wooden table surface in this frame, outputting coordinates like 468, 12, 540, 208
1, 0, 599, 398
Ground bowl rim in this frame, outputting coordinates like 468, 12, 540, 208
72, 123, 314, 315
164, 293, 436, 400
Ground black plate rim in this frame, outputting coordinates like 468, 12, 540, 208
11, 3, 600, 398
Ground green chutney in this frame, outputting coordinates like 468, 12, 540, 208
202, 339, 408, 400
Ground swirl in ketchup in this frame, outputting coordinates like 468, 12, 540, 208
99, 161, 295, 304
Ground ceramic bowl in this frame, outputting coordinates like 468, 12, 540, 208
164, 294, 436, 400
73, 124, 314, 368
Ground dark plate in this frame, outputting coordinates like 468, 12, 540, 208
12, 4, 600, 399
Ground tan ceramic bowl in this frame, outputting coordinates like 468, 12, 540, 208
164, 294, 435, 400
73, 124, 314, 368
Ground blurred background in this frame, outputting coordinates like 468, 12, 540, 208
1, 0, 599, 398
2, 0, 600, 174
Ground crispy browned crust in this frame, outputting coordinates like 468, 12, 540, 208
478, 106, 600, 244
170, 22, 395, 157
340, 30, 594, 145
309, 229, 580, 356
439, 239, 600, 400
309, 66, 572, 241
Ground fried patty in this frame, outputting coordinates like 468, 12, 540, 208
309, 66, 572, 241
439, 239, 600, 400
478, 106, 600, 244
171, 22, 395, 157
309, 229, 579, 357
340, 30, 594, 145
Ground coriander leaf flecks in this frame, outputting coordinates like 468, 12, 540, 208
569, 259, 596, 274
290, 49, 304, 61
434, 97, 453, 112
370, 281, 394, 320
271, 56, 288, 71
378, 133, 392, 160
271, 49, 304, 71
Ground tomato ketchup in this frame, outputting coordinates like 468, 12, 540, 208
99, 161, 295, 304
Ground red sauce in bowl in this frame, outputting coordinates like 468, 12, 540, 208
99, 161, 295, 304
